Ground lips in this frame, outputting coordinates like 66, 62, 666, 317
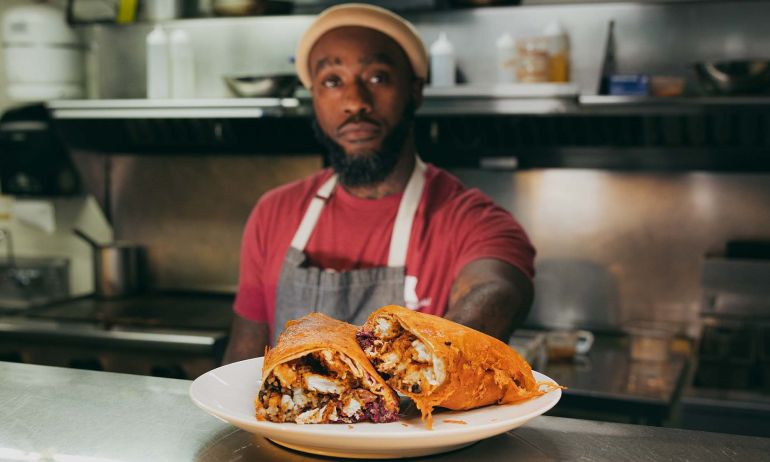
337, 121, 382, 143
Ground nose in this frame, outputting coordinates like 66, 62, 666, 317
342, 78, 373, 115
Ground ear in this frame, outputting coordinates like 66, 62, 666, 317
411, 77, 424, 109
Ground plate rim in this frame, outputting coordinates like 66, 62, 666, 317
189, 357, 562, 439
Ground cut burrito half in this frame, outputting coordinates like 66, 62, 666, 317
255, 313, 399, 424
356, 305, 546, 428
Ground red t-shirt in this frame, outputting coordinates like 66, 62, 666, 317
234, 164, 535, 337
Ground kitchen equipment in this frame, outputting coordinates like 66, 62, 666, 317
2, 3, 85, 101
0, 104, 81, 197
142, 0, 180, 21
66, 0, 138, 24
0, 228, 70, 310
212, 0, 265, 16
73, 228, 146, 299
451, 0, 522, 6
223, 74, 297, 97
694, 60, 770, 96
508, 329, 547, 371
0, 292, 232, 378
214, 0, 292, 16
624, 321, 674, 362
545, 329, 594, 361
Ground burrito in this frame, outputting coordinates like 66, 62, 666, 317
356, 305, 545, 427
255, 313, 399, 424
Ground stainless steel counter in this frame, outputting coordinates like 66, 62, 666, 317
544, 335, 689, 425
1, 361, 768, 462
0, 294, 232, 378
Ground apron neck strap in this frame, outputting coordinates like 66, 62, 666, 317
387, 157, 426, 267
290, 174, 338, 251
289, 156, 427, 266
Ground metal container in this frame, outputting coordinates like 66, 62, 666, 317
74, 229, 146, 299
93, 242, 145, 299
223, 74, 297, 98
693, 60, 770, 96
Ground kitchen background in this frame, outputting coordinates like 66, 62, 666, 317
1, 0, 770, 436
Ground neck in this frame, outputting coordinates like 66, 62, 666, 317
342, 139, 417, 200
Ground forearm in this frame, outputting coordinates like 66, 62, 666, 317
222, 314, 270, 365
444, 259, 533, 341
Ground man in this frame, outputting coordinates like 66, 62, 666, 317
223, 4, 535, 364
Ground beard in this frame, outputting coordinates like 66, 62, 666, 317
312, 99, 417, 188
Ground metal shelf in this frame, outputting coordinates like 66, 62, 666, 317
48, 98, 310, 119
48, 93, 770, 120
48, 84, 583, 119
580, 95, 770, 106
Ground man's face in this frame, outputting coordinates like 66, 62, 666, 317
309, 27, 422, 186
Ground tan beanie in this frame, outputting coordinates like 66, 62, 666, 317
295, 3, 428, 89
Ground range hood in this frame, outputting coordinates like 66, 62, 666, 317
48, 84, 580, 119
45, 87, 770, 173
45, 85, 580, 156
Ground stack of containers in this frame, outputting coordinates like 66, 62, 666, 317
2, 3, 85, 101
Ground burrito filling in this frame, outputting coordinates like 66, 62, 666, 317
257, 349, 398, 424
356, 316, 446, 396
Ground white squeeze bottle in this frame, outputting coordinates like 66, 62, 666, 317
146, 26, 169, 98
496, 33, 517, 84
169, 29, 195, 98
429, 32, 455, 87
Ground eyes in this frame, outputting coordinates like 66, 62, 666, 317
320, 71, 391, 89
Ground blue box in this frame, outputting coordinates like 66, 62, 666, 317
608, 74, 651, 96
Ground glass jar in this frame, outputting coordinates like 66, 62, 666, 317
516, 37, 550, 83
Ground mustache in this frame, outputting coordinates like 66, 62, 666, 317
337, 114, 381, 132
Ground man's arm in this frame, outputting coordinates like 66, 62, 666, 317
444, 258, 534, 342
222, 314, 270, 365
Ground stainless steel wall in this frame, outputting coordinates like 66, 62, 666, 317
86, 1, 770, 98
77, 150, 770, 331
71, 152, 322, 292
453, 169, 770, 330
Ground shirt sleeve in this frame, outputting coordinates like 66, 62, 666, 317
233, 201, 270, 322
450, 189, 536, 281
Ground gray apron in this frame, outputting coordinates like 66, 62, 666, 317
272, 157, 427, 345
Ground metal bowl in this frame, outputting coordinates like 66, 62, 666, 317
223, 74, 298, 98
694, 60, 770, 96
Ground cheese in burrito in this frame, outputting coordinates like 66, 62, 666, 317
255, 313, 399, 424
356, 305, 545, 428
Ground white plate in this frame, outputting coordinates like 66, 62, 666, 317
189, 357, 561, 459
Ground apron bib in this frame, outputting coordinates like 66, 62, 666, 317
272, 157, 426, 344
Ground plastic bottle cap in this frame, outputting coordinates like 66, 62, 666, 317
170, 29, 190, 44
430, 32, 454, 55
147, 25, 167, 43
